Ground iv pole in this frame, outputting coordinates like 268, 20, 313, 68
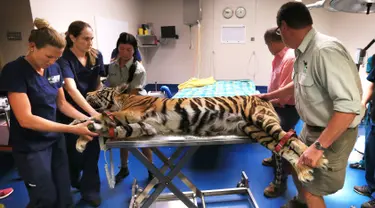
356, 39, 375, 71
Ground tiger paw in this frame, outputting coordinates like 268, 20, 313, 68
296, 164, 314, 183
316, 157, 329, 170
143, 123, 157, 136
76, 137, 89, 153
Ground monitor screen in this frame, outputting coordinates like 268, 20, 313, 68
161, 26, 176, 38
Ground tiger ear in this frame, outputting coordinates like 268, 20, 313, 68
115, 83, 128, 94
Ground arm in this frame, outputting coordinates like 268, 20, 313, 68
56, 87, 89, 120
362, 62, 375, 107
316, 112, 356, 149
259, 82, 294, 100
63, 78, 99, 116
8, 92, 96, 136
362, 80, 374, 106
276, 58, 295, 105
57, 57, 99, 117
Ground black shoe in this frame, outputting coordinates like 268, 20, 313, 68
262, 157, 275, 167
82, 196, 101, 207
350, 162, 365, 170
264, 181, 287, 198
115, 167, 129, 184
354, 185, 374, 197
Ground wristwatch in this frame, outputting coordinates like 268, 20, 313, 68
314, 141, 328, 151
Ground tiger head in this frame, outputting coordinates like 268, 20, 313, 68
86, 83, 129, 112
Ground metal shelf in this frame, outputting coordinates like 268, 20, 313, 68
137, 35, 157, 38
139, 44, 159, 48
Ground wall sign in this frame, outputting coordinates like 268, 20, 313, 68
7, 32, 22, 41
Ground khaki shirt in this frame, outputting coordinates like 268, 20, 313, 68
107, 57, 146, 94
293, 28, 364, 128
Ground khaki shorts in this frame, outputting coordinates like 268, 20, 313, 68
300, 124, 358, 196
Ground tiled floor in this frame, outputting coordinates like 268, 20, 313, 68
0, 122, 371, 208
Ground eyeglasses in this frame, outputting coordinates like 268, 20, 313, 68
276, 27, 281, 35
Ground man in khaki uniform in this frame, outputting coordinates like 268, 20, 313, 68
258, 2, 363, 208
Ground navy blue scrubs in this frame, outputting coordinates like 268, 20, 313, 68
0, 57, 72, 208
56, 49, 104, 200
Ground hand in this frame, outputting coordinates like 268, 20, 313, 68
72, 120, 98, 137
298, 144, 324, 168
361, 102, 368, 110
255, 93, 271, 101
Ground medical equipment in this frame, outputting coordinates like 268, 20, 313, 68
355, 40, 375, 70
298, 0, 375, 70
301, 0, 375, 14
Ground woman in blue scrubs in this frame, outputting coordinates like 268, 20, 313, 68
0, 18, 97, 208
56, 21, 104, 207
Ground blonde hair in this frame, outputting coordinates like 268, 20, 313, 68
29, 18, 66, 49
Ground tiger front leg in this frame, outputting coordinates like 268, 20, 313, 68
241, 124, 315, 183
114, 122, 157, 139
251, 113, 329, 171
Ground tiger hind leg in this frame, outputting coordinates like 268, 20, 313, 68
240, 123, 314, 183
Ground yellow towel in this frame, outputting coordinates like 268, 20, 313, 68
178, 77, 216, 90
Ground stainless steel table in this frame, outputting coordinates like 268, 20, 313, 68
105, 135, 260, 208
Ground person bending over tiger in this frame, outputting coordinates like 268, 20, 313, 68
71, 84, 329, 183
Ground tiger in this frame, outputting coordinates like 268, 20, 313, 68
71, 83, 329, 183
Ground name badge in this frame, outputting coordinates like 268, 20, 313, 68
48, 75, 61, 84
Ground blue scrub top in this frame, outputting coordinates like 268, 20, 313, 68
56, 49, 104, 119
0, 57, 64, 152
367, 56, 374, 74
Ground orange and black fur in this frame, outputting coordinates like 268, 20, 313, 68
72, 84, 329, 183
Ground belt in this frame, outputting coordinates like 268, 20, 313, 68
306, 124, 325, 132
306, 124, 358, 132
283, 105, 296, 108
